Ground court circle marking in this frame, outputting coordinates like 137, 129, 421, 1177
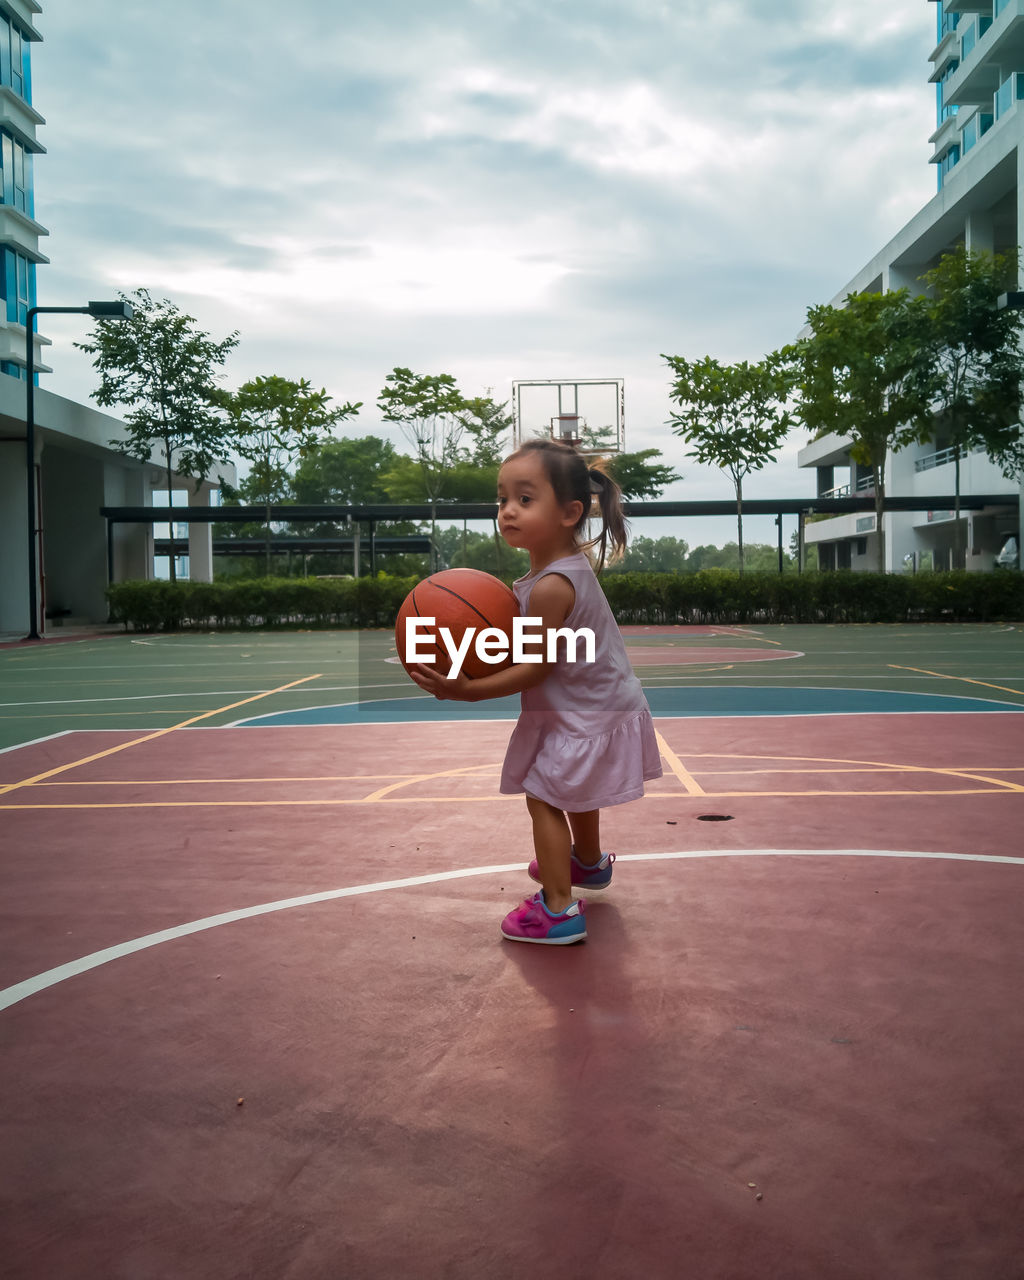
2, 849, 1021, 1013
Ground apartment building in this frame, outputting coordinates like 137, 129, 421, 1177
799, 1, 1023, 573
0, 1, 224, 635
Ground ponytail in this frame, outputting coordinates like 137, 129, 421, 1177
586, 460, 628, 573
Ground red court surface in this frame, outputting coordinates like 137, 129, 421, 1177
2, 714, 1024, 1279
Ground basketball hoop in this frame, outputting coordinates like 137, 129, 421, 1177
512, 378, 625, 456
552, 413, 583, 445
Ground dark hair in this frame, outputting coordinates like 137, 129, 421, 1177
504, 438, 628, 572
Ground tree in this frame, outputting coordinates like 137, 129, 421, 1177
76, 288, 239, 581
920, 247, 1024, 565
217, 375, 361, 572
378, 367, 467, 567
291, 434, 398, 507
663, 352, 792, 572
791, 289, 935, 572
604, 535, 690, 573
578, 424, 681, 499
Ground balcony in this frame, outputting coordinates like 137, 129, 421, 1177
797, 431, 853, 469
913, 443, 986, 472
960, 107, 994, 154
994, 69, 1024, 118
819, 476, 875, 500
943, 0, 1024, 107
929, 27, 960, 80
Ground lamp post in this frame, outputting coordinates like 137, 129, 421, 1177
24, 299, 134, 640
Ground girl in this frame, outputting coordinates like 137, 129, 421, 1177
410, 438, 662, 944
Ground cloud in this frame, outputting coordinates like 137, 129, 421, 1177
34, 0, 940, 545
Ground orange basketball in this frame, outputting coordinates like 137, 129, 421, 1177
395, 568, 518, 680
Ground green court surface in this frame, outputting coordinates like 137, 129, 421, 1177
1, 623, 1022, 752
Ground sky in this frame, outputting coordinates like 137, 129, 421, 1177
33, 0, 940, 549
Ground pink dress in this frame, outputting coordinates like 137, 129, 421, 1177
499, 551, 663, 812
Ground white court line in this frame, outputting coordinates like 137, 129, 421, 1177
2, 849, 1021, 1013
0, 730, 73, 756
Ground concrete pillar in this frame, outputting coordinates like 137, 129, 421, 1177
965, 211, 994, 254
883, 263, 917, 291
0, 437, 30, 634
187, 487, 214, 582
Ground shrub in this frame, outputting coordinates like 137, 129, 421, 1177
107, 570, 1024, 632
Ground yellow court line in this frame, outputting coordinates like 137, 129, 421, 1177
24, 772, 461, 787
363, 763, 502, 802
727, 628, 782, 646
655, 729, 706, 796
2, 786, 1021, 811
0, 675, 323, 798
889, 663, 1024, 699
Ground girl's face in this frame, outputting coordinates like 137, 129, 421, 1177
497, 452, 582, 562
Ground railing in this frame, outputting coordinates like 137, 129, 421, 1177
961, 110, 993, 153
819, 476, 875, 500
995, 71, 1024, 120
914, 443, 985, 472
961, 14, 992, 62
994, 0, 1011, 19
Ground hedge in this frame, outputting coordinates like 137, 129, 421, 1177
106, 570, 1024, 633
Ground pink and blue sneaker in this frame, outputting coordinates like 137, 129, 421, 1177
529, 849, 616, 892
501, 892, 587, 945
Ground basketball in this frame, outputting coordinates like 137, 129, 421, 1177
395, 568, 518, 680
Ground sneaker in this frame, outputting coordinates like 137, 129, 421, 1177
501, 892, 587, 945
528, 849, 616, 892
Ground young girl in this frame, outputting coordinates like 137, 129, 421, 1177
410, 438, 662, 944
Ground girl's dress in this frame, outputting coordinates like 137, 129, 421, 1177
499, 551, 663, 812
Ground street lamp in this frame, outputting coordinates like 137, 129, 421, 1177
24, 299, 134, 640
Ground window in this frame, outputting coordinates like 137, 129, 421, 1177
0, 131, 33, 214
2, 246, 35, 325
0, 15, 31, 102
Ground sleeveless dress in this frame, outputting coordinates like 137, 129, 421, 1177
499, 551, 663, 812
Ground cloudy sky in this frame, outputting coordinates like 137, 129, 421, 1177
34, 0, 939, 547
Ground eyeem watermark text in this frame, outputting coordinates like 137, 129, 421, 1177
404, 616, 596, 678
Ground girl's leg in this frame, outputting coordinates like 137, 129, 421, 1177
526, 794, 573, 914
567, 809, 601, 867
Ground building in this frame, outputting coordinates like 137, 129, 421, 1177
0, 0, 222, 637
799, 0, 1023, 573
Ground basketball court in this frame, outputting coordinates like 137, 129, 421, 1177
1, 622, 1023, 1278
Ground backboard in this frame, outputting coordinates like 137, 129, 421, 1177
511, 378, 624, 456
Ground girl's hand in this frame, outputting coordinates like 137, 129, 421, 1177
408, 662, 475, 702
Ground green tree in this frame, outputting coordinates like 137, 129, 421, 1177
291, 434, 398, 506
920, 247, 1024, 565
663, 352, 792, 572
791, 289, 934, 572
604, 535, 691, 573
218, 375, 360, 572
578, 424, 681, 499
378, 367, 467, 567
76, 287, 239, 581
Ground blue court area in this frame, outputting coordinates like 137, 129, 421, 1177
236, 684, 1024, 726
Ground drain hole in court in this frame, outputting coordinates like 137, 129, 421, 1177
696, 813, 734, 822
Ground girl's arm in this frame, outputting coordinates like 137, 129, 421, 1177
408, 573, 574, 703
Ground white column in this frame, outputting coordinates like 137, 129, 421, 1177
187, 486, 214, 582
964, 211, 994, 254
